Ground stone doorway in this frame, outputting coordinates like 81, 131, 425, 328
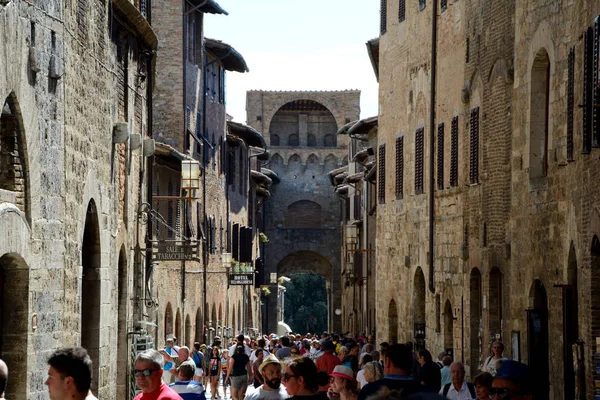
388, 299, 398, 344
470, 268, 482, 373
413, 268, 426, 350
116, 246, 128, 400
527, 279, 549, 400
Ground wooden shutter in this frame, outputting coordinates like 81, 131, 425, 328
437, 123, 444, 190
378, 144, 386, 204
567, 47, 575, 161
584, 27, 593, 153
415, 128, 424, 194
232, 223, 240, 260
594, 17, 600, 147
470, 108, 479, 184
450, 116, 459, 187
380, 0, 387, 35
398, 0, 405, 23
441, 0, 447, 12
395, 136, 404, 199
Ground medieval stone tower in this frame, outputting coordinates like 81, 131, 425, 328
246, 90, 360, 333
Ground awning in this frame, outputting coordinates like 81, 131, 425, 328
335, 185, 349, 195
112, 0, 158, 50
337, 120, 358, 135
154, 142, 192, 162
194, 0, 228, 15
256, 186, 271, 198
345, 172, 364, 184
261, 168, 281, 184
366, 37, 379, 82
205, 38, 248, 72
251, 170, 273, 187
227, 121, 266, 148
352, 148, 371, 164
348, 116, 378, 136
334, 172, 348, 185
328, 166, 348, 185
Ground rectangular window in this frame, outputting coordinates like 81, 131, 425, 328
219, 67, 226, 104
437, 123, 444, 190
419, 0, 426, 11
584, 27, 593, 153
594, 17, 600, 147
189, 19, 196, 63
380, 0, 387, 35
398, 0, 405, 22
441, 0, 447, 12
395, 136, 404, 199
470, 107, 480, 184
450, 116, 459, 187
567, 47, 575, 161
378, 144, 386, 204
211, 65, 216, 101
415, 128, 424, 194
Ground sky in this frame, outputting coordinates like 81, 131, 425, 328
204, 0, 380, 124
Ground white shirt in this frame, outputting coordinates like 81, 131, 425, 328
356, 369, 368, 389
482, 356, 507, 376
245, 385, 289, 400
229, 343, 252, 357
439, 382, 474, 400
250, 348, 270, 362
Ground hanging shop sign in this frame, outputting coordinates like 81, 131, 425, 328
154, 245, 195, 261
229, 273, 254, 286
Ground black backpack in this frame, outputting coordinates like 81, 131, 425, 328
442, 383, 475, 399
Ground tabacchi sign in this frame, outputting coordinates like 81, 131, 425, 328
155, 245, 194, 261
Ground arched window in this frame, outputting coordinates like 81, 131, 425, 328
269, 153, 284, 168
289, 134, 299, 146
324, 134, 336, 147
271, 134, 280, 146
530, 49, 550, 179
307, 134, 317, 147
286, 200, 322, 228
388, 299, 398, 344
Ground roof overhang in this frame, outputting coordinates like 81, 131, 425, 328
261, 168, 281, 184
193, 0, 228, 15
251, 170, 273, 187
205, 38, 249, 72
328, 166, 348, 185
345, 172, 364, 185
227, 121, 266, 148
366, 37, 380, 82
112, 0, 158, 50
348, 116, 378, 136
337, 120, 358, 135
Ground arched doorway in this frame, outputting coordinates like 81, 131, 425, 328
591, 236, 600, 396
470, 268, 483, 373
563, 242, 581, 399
185, 315, 192, 347
0, 253, 29, 400
81, 200, 101, 392
232, 306, 236, 334
211, 304, 217, 329
388, 299, 398, 344
444, 300, 454, 359
195, 308, 202, 343
527, 280, 549, 400
116, 247, 128, 400
165, 303, 173, 337
218, 304, 223, 327
175, 309, 181, 342
413, 268, 426, 350
489, 267, 503, 343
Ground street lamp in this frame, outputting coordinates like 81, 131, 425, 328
181, 160, 201, 190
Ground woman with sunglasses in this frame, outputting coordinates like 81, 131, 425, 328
290, 345, 301, 359
282, 357, 329, 400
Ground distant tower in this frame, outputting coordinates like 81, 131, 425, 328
247, 90, 360, 333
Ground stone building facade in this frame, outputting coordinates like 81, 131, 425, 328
375, 0, 600, 397
0, 1, 155, 399
246, 90, 360, 333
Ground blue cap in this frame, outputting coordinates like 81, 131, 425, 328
494, 360, 531, 392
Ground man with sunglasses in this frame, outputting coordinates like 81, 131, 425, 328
490, 360, 532, 400
134, 349, 183, 400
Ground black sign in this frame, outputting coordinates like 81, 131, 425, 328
155, 245, 194, 261
229, 273, 254, 285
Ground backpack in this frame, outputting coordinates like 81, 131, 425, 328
192, 350, 203, 368
442, 383, 475, 399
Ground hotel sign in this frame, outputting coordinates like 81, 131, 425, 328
229, 273, 254, 286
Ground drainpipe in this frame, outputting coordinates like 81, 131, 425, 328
428, 0, 438, 294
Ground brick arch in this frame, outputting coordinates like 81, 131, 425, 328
285, 200, 322, 229
487, 58, 511, 86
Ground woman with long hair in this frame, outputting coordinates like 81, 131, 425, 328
208, 346, 221, 400
282, 356, 329, 400
328, 365, 359, 400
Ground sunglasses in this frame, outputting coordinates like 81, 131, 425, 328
291, 351, 299, 355
490, 388, 515, 399
283, 373, 298, 381
134, 368, 159, 377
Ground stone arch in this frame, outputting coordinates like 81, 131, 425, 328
0, 93, 30, 220
277, 250, 333, 280
488, 267, 503, 343
211, 303, 217, 328
285, 200, 322, 229
116, 246, 128, 400
0, 253, 29, 400
185, 314, 192, 347
195, 307, 202, 343
469, 267, 483, 373
324, 153, 337, 170
487, 58, 511, 86
218, 303, 223, 326
271, 134, 280, 146
527, 280, 549, 398
529, 48, 550, 179
443, 299, 454, 352
175, 309, 182, 342
165, 303, 174, 337
323, 134, 336, 147
288, 153, 301, 166
269, 153, 284, 168
307, 134, 317, 147
306, 153, 319, 165
288, 134, 299, 146
413, 267, 426, 347
563, 241, 579, 397
388, 299, 398, 344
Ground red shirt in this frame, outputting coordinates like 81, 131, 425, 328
315, 351, 341, 392
134, 383, 183, 400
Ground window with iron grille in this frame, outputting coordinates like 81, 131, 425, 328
469, 107, 479, 184
419, 0, 426, 11
380, 0, 387, 35
594, 17, 600, 147
441, 0, 447, 12
399, 0, 405, 22
466, 37, 470, 63
450, 116, 459, 187
378, 144, 386, 204
437, 123, 444, 190
395, 136, 404, 199
583, 27, 593, 153
567, 47, 575, 161
415, 128, 424, 194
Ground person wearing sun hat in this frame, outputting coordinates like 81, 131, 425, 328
315, 340, 341, 395
328, 365, 359, 400
245, 354, 289, 400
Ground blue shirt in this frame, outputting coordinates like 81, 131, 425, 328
169, 380, 206, 400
